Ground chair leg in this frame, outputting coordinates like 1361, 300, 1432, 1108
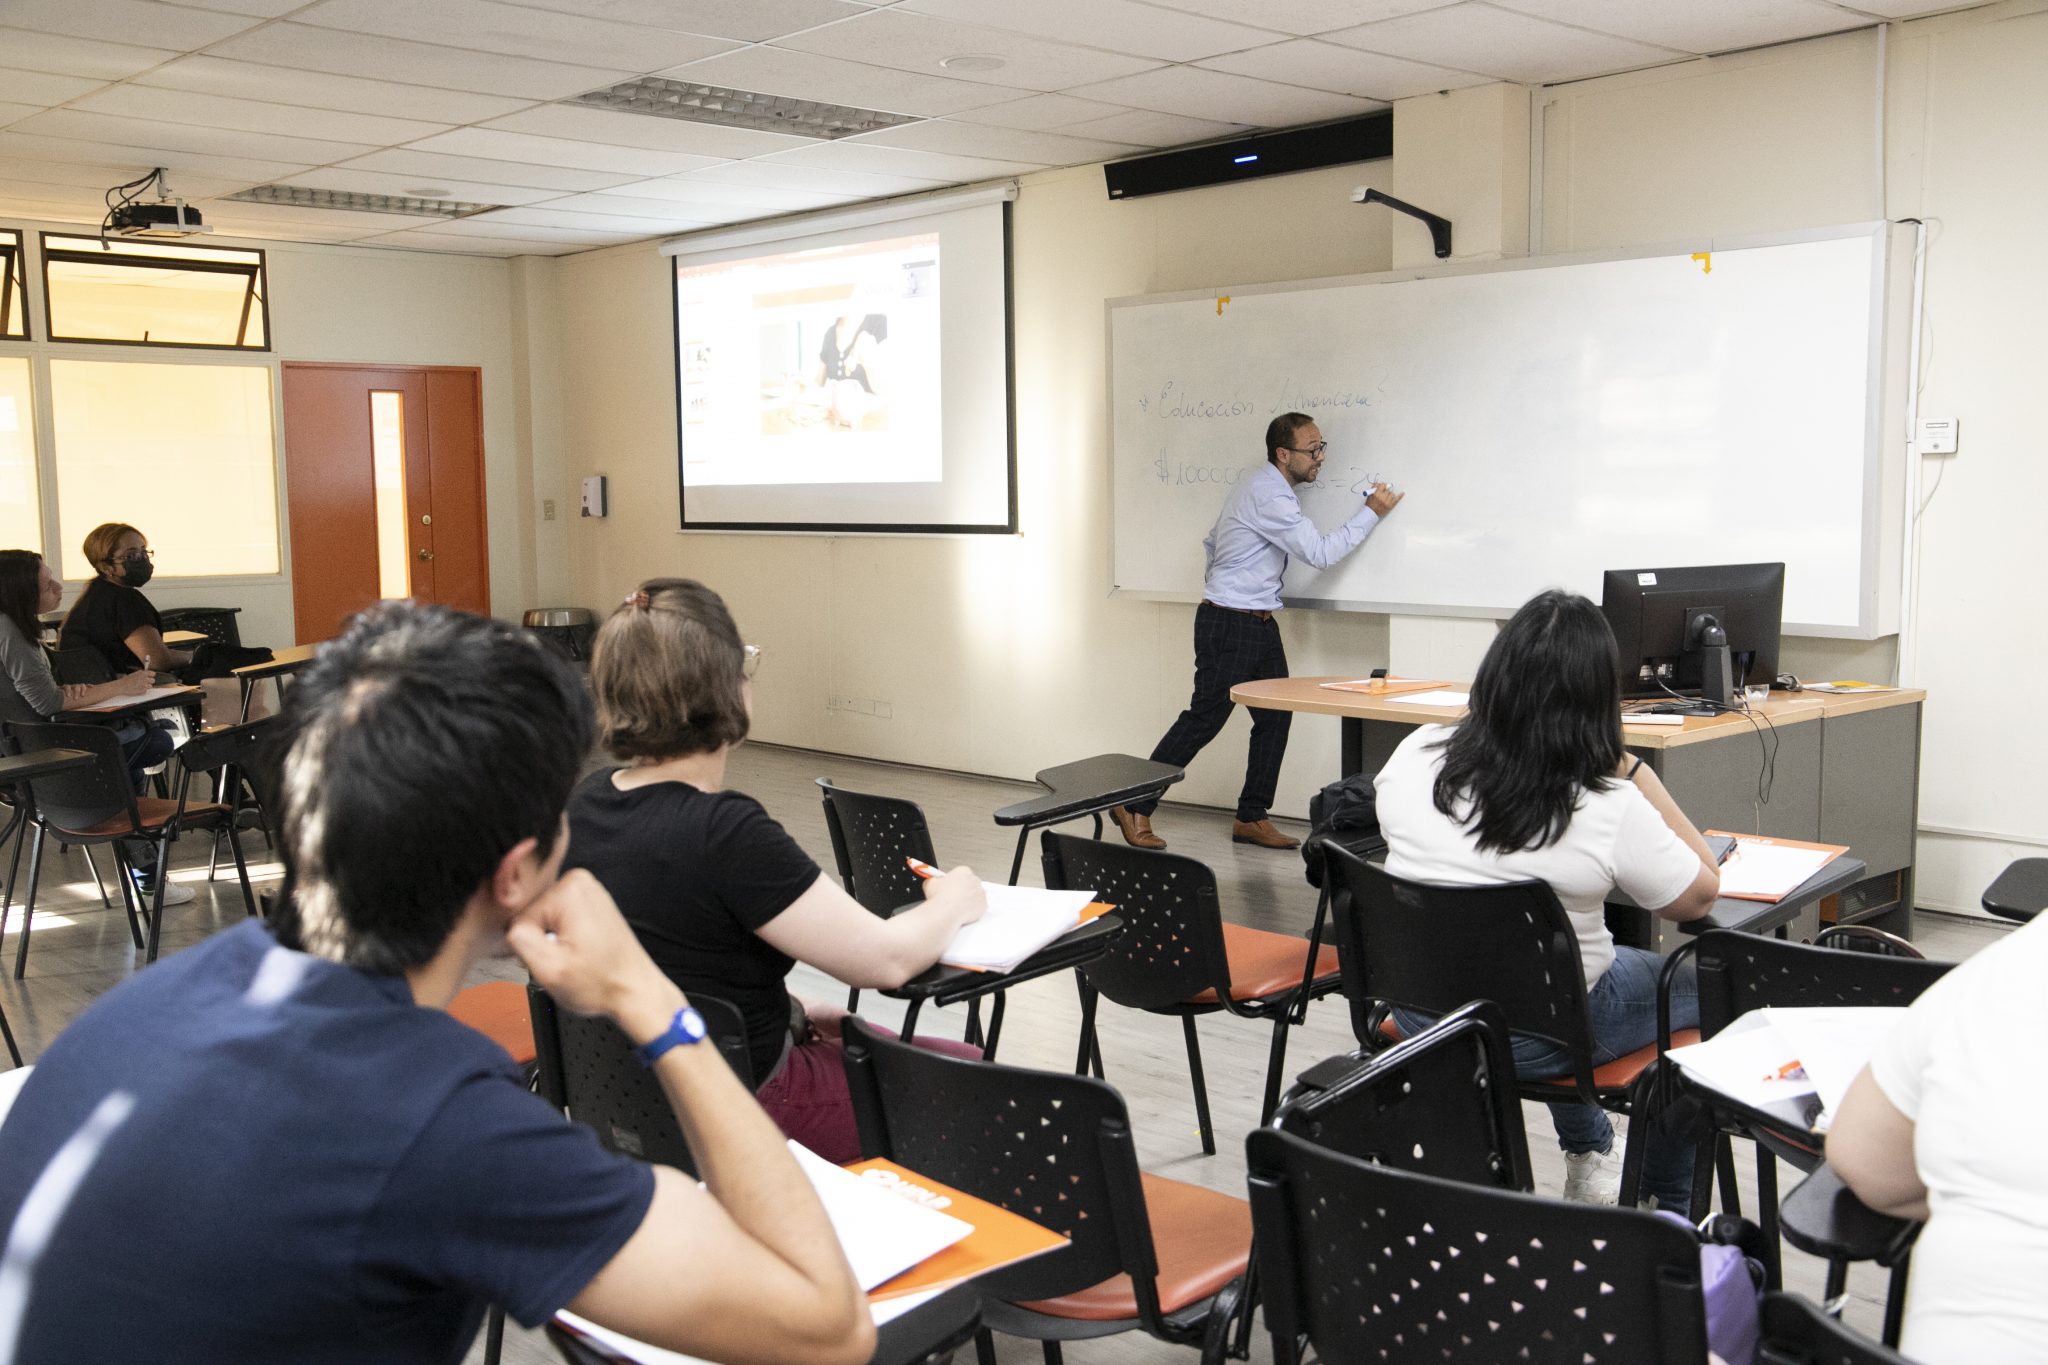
107, 845, 144, 951
0, 997, 19, 1068
1183, 1015, 1216, 1157
1041, 1341, 1063, 1364
845, 986, 861, 1014
482, 1303, 504, 1365
13, 827, 47, 981
144, 838, 172, 965
0, 809, 26, 943
1715, 1134, 1743, 1218
1073, 975, 1099, 1076
1882, 1252, 1912, 1347
982, 988, 1007, 1062
1259, 1014, 1292, 1127
1823, 1257, 1849, 1300
223, 821, 258, 918
79, 843, 110, 909
1754, 1148, 1783, 1291
974, 1328, 998, 1365
965, 998, 984, 1048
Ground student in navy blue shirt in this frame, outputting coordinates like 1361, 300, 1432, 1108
0, 602, 873, 1365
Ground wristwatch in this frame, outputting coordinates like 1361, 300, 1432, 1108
634, 1005, 709, 1067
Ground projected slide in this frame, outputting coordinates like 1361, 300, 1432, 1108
677, 233, 941, 487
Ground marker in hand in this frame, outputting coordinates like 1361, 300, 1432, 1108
906, 856, 940, 880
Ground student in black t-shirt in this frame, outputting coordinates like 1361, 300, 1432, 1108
567, 578, 988, 1163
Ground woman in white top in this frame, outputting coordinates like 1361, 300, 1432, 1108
1373, 589, 1721, 1209
1829, 912, 2048, 1363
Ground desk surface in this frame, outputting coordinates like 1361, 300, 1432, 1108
57, 684, 202, 721
886, 914, 1124, 1009
233, 641, 321, 680
1230, 677, 1924, 750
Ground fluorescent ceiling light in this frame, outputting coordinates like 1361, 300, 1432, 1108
224, 185, 502, 218
569, 77, 918, 141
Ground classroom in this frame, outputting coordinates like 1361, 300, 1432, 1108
0, 1, 2043, 1362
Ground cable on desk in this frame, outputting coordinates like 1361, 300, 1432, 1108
1647, 674, 1779, 813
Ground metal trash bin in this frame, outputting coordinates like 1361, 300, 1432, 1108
523, 607, 597, 662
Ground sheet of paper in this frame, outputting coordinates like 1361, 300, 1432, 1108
1716, 839, 1837, 900
1665, 1011, 1818, 1113
1384, 688, 1470, 708
1762, 1006, 1905, 1131
73, 685, 190, 712
554, 1293, 947, 1365
940, 883, 1096, 972
789, 1142, 973, 1291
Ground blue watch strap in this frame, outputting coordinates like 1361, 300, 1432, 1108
634, 1005, 709, 1067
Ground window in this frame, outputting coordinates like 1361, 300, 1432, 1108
1, 231, 25, 340
41, 234, 269, 350
0, 359, 42, 552
51, 360, 279, 578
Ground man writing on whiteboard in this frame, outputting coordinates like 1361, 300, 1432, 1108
1113, 413, 1404, 851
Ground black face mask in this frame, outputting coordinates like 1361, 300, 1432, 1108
119, 555, 153, 588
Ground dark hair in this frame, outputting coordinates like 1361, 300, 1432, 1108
270, 600, 594, 974
1431, 590, 1626, 854
1265, 412, 1315, 465
589, 578, 749, 761
0, 550, 44, 648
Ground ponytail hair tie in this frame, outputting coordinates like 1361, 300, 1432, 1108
623, 590, 651, 611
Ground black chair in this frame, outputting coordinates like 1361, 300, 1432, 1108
1777, 1164, 1920, 1349
526, 984, 751, 1175
1270, 999, 1533, 1193
1041, 831, 1341, 1155
1981, 856, 2047, 923
816, 776, 939, 1019
991, 754, 1182, 885
1325, 845, 1688, 1206
1814, 924, 1924, 957
5, 720, 242, 973
546, 1281, 984, 1365
1247, 1127, 1719, 1364
1757, 1291, 1915, 1365
43, 646, 113, 686
157, 606, 243, 649
1657, 929, 1950, 1286
170, 719, 269, 907
840, 1016, 1252, 1365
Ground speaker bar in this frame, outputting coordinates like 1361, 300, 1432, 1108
1103, 112, 1393, 201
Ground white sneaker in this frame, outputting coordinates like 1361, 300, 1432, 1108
134, 878, 197, 907
1562, 1147, 1623, 1205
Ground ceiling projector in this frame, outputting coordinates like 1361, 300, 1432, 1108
108, 199, 212, 238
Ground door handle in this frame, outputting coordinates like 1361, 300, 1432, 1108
417, 548, 435, 561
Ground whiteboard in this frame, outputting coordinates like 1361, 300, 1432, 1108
1109, 227, 1895, 635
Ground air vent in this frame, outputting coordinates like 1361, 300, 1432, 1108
569, 76, 917, 140
223, 186, 502, 218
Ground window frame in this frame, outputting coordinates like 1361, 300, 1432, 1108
39, 232, 272, 353
0, 231, 27, 340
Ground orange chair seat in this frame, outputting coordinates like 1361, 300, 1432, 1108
1016, 1172, 1251, 1321
1380, 1016, 1701, 1090
449, 981, 538, 1067
1186, 924, 1340, 1004
56, 798, 230, 839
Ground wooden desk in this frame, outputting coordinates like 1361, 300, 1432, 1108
234, 642, 321, 721
1233, 677, 1926, 938
57, 685, 202, 722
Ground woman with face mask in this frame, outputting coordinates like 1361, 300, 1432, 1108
59, 523, 191, 680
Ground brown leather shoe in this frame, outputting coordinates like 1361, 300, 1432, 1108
1231, 818, 1300, 850
1110, 805, 1166, 850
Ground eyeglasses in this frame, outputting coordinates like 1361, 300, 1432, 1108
112, 548, 155, 563
742, 644, 762, 680
1284, 441, 1329, 457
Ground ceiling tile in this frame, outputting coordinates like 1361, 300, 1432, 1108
538, 190, 734, 219
946, 93, 1131, 131
170, 0, 321, 15
501, 0, 860, 43
0, 28, 178, 81
894, 0, 1285, 63
671, 159, 947, 196
1322, 3, 1687, 84
0, 156, 242, 197
11, 109, 375, 165
278, 167, 568, 206
0, 131, 309, 183
0, 68, 111, 106
403, 127, 727, 176
0, 104, 42, 128
70, 84, 452, 146
849, 119, 1142, 165
203, 24, 634, 100
0, 176, 124, 212
662, 44, 1017, 117
0, 0, 260, 50
356, 227, 585, 255
479, 204, 709, 232
451, 211, 655, 241
339, 147, 645, 192
1489, 0, 1868, 54
1056, 107, 1252, 147
478, 104, 817, 159
290, 0, 737, 72
750, 140, 1044, 181
1198, 38, 1492, 100
579, 176, 859, 212
773, 9, 1166, 91
135, 56, 537, 124
1144, 0, 1457, 37
1065, 65, 1385, 126
1830, 0, 1980, 17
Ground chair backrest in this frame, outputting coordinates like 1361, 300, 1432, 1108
157, 606, 242, 648
1247, 1127, 1711, 1365
1272, 1000, 1533, 1193
526, 985, 752, 1176
1756, 1291, 1913, 1365
839, 1016, 1164, 1319
1326, 843, 1596, 1076
815, 776, 937, 918
1039, 830, 1232, 1008
1813, 924, 1923, 958
1691, 929, 1953, 1039
43, 646, 113, 686
176, 715, 277, 778
7, 721, 138, 835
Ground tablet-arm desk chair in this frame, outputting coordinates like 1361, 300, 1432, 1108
1041, 831, 1341, 1155
992, 754, 1182, 885
816, 776, 939, 1017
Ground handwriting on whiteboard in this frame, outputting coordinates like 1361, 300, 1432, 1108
1137, 378, 1379, 421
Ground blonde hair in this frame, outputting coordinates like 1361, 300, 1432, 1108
589, 578, 749, 761
82, 522, 143, 573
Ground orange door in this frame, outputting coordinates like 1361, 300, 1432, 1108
281, 363, 490, 644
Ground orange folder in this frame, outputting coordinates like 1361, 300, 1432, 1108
849, 1158, 1071, 1302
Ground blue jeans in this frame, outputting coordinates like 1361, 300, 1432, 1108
1394, 946, 1701, 1209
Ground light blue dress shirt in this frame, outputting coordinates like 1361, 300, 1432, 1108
1202, 462, 1381, 611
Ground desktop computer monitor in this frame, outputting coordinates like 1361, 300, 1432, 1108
1600, 562, 1785, 703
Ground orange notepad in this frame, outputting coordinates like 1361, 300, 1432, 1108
848, 1158, 1070, 1301
1705, 831, 1849, 902
1318, 676, 1448, 696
